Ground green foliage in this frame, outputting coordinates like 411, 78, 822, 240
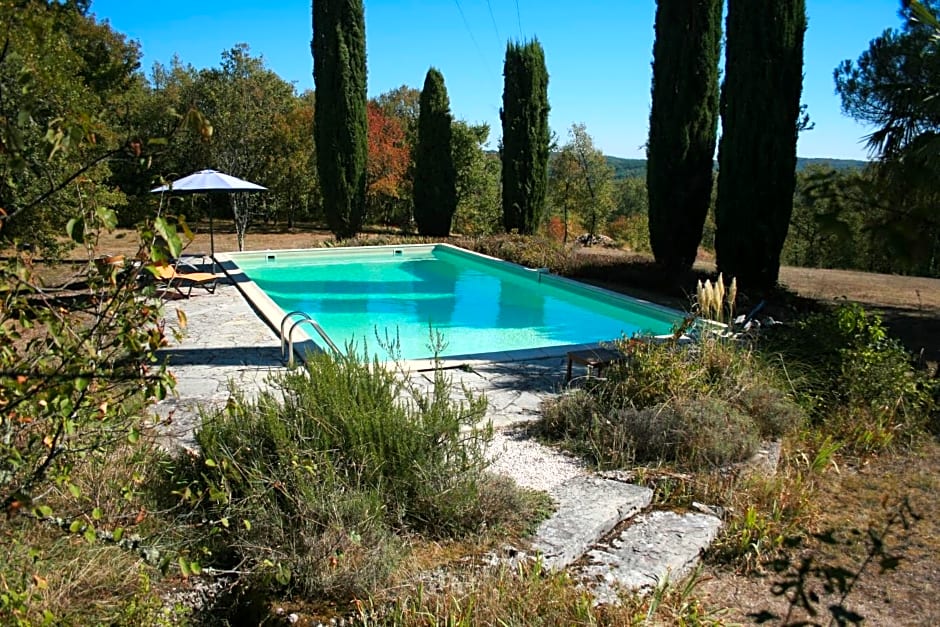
1, 219, 180, 519
548, 123, 616, 240
781, 164, 940, 276
500, 39, 550, 235
607, 212, 651, 252
833, 1, 940, 276
0, 434, 188, 625
541, 336, 803, 470
313, 0, 368, 239
414, 68, 457, 236
835, 0, 940, 166
759, 304, 937, 450
200, 45, 299, 249
166, 349, 537, 601
607, 176, 651, 251
0, 1, 143, 251
452, 122, 502, 235
647, 0, 722, 271
716, 0, 807, 290
605, 155, 648, 179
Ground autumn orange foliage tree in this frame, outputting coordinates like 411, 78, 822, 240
366, 102, 412, 226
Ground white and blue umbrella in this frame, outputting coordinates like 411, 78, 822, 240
151, 169, 267, 258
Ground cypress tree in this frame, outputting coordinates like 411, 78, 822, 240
413, 67, 457, 236
716, 0, 806, 290
647, 0, 722, 272
311, 0, 367, 239
500, 39, 550, 234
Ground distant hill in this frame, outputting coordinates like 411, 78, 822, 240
605, 155, 868, 180
605, 156, 648, 179
795, 157, 868, 171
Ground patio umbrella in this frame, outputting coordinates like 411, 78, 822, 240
150, 169, 267, 261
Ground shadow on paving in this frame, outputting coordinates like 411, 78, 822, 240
451, 358, 567, 394
157, 346, 286, 367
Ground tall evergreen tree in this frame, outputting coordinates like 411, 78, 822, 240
500, 39, 550, 234
413, 67, 457, 236
647, 0, 722, 272
716, 0, 806, 290
311, 0, 367, 239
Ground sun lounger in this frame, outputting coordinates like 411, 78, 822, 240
153, 263, 219, 297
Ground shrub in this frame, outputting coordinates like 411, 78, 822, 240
540, 336, 800, 470
606, 213, 651, 253
543, 215, 566, 242
459, 234, 572, 273
542, 394, 760, 470
736, 384, 805, 438
165, 349, 537, 601
759, 303, 937, 448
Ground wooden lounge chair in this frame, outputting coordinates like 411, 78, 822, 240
153, 263, 219, 297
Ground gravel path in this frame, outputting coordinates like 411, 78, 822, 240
486, 429, 587, 492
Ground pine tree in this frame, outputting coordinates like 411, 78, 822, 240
716, 0, 806, 289
311, 0, 367, 239
500, 39, 550, 234
413, 67, 457, 236
647, 0, 722, 272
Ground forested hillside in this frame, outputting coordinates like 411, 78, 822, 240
603, 155, 867, 180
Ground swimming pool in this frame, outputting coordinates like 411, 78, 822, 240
218, 244, 682, 363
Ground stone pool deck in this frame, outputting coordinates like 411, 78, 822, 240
152, 275, 721, 602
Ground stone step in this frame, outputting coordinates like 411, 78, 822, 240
530, 476, 653, 570
580, 510, 722, 605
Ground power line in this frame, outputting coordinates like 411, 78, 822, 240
515, 0, 524, 38
453, 0, 489, 67
484, 0, 501, 44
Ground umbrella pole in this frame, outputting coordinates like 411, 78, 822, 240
209, 204, 216, 273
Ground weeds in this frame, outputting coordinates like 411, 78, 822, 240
367, 559, 724, 626
0, 438, 184, 625
759, 303, 937, 452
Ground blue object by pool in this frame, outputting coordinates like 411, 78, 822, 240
224, 244, 682, 361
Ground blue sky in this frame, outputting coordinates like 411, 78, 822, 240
91, 0, 903, 160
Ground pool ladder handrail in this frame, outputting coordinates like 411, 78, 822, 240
279, 311, 340, 366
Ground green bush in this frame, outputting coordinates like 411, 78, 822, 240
164, 349, 538, 601
540, 336, 802, 470
759, 303, 937, 448
542, 394, 760, 470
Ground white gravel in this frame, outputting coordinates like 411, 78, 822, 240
486, 429, 587, 493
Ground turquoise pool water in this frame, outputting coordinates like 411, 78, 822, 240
228, 245, 681, 361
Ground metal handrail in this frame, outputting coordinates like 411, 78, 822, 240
279, 310, 312, 359
287, 318, 341, 367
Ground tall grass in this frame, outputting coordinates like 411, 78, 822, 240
360, 560, 724, 626
0, 439, 186, 625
